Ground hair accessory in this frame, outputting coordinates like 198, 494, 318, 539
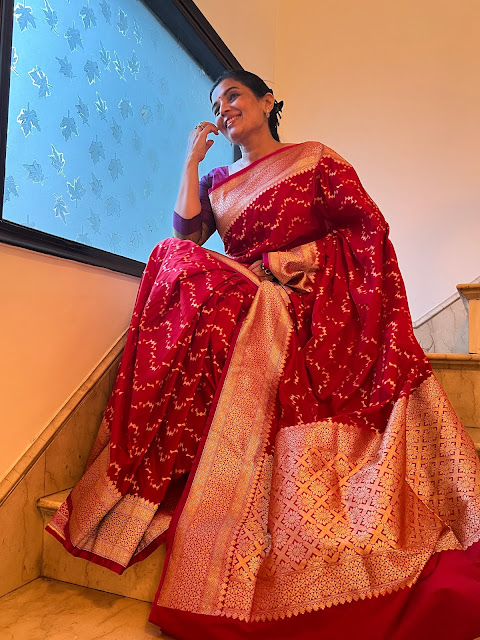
266, 99, 284, 140
273, 100, 284, 119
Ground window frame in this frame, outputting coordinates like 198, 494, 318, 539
0, 0, 240, 276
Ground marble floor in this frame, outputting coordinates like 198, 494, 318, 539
2, 578, 479, 640
0, 578, 174, 640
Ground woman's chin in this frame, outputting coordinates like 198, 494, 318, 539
226, 130, 244, 146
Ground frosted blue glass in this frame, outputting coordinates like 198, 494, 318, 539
4, 0, 231, 260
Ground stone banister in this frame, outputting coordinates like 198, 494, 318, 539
457, 284, 480, 354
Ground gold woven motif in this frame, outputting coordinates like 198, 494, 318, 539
48, 445, 164, 567
246, 376, 480, 620
156, 373, 480, 621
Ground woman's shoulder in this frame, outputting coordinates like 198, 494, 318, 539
296, 141, 352, 166
199, 165, 229, 189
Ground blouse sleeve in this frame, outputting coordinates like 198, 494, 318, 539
172, 171, 216, 246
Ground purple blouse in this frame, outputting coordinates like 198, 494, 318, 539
173, 166, 229, 237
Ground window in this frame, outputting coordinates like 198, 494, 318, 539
0, 0, 239, 275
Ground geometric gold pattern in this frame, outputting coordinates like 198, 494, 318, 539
157, 375, 480, 621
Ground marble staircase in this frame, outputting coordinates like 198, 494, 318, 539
0, 577, 173, 640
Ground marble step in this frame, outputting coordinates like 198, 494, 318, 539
37, 490, 165, 603
0, 577, 173, 639
428, 353, 480, 428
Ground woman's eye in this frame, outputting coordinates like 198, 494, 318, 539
229, 93, 238, 101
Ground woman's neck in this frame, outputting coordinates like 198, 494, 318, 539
237, 132, 285, 167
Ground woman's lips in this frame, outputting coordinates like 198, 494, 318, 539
226, 115, 240, 128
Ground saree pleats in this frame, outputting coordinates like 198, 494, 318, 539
47, 239, 257, 570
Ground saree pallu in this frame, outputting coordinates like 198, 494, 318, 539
47, 143, 480, 639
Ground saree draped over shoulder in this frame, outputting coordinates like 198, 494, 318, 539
47, 142, 480, 640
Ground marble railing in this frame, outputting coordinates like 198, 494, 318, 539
414, 277, 480, 354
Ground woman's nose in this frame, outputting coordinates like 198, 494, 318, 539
220, 102, 230, 117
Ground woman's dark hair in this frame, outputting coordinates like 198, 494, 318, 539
210, 70, 284, 142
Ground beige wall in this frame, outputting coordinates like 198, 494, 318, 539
276, 0, 480, 319
196, 0, 278, 87
0, 244, 139, 478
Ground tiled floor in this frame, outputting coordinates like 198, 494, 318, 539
0, 578, 174, 640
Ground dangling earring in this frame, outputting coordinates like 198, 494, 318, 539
265, 111, 271, 119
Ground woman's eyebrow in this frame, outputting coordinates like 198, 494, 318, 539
212, 86, 240, 112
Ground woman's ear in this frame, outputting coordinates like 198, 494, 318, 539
263, 93, 275, 114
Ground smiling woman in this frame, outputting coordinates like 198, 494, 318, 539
46, 69, 480, 640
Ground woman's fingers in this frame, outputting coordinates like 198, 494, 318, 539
248, 260, 274, 281
248, 259, 262, 271
186, 122, 218, 162
194, 121, 219, 136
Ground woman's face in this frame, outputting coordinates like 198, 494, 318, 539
211, 79, 273, 144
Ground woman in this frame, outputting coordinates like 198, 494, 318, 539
47, 71, 480, 640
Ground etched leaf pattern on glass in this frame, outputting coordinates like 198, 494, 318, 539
17, 105, 40, 136
42, 0, 58, 33
4, 176, 19, 203
24, 160, 44, 183
53, 193, 69, 223
4, 0, 231, 259
14, 3, 37, 32
49, 144, 66, 176
65, 22, 83, 52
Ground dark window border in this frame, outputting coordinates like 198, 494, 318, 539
0, 0, 241, 277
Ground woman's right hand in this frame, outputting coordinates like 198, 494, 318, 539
248, 259, 276, 282
186, 121, 219, 164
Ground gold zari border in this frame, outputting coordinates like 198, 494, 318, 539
157, 280, 293, 614
47, 445, 166, 567
246, 375, 480, 620
210, 142, 324, 240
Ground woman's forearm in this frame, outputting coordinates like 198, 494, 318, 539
174, 158, 202, 219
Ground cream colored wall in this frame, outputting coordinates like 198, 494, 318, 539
276, 0, 480, 319
195, 0, 278, 87
0, 244, 139, 479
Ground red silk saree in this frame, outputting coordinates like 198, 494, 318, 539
47, 143, 480, 639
